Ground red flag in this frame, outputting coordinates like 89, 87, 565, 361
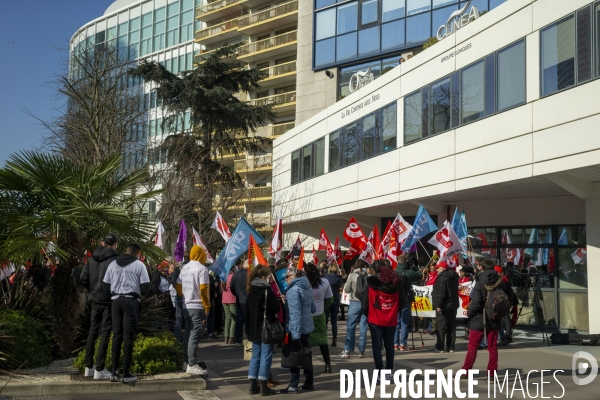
386, 231, 398, 269
378, 220, 392, 258
318, 229, 331, 251
248, 234, 268, 268
370, 225, 380, 260
268, 211, 283, 260
343, 217, 368, 252
211, 211, 232, 242
297, 247, 305, 270
359, 241, 376, 264
344, 244, 361, 260
287, 236, 302, 260
312, 245, 319, 264
334, 236, 343, 265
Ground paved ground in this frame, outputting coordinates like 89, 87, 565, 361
8, 324, 600, 400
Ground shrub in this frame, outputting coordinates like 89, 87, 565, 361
73, 331, 183, 374
0, 310, 53, 370
423, 37, 439, 50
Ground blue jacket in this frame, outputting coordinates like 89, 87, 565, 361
285, 276, 316, 339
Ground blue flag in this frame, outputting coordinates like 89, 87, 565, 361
401, 205, 438, 252
525, 228, 539, 260
557, 228, 568, 245
542, 229, 552, 265
210, 217, 265, 282
275, 268, 289, 294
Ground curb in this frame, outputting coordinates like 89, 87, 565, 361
0, 377, 207, 397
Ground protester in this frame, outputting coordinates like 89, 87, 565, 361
340, 260, 368, 358
80, 233, 119, 380
231, 259, 248, 347
394, 255, 420, 351
175, 245, 210, 376
102, 242, 150, 383
168, 260, 183, 341
267, 257, 276, 274
245, 265, 280, 396
497, 266, 518, 346
151, 259, 174, 331
281, 267, 315, 394
206, 270, 218, 339
324, 263, 342, 347
339, 268, 348, 321
431, 260, 459, 353
221, 267, 237, 345
362, 260, 401, 382
422, 262, 438, 335
461, 258, 503, 376
305, 263, 334, 374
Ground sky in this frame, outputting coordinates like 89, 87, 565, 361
0, 1, 114, 166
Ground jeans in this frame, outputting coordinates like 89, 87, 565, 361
223, 303, 236, 338
462, 329, 499, 373
111, 297, 140, 373
248, 341, 274, 381
435, 309, 457, 351
235, 303, 245, 344
369, 324, 396, 371
344, 301, 368, 353
183, 308, 207, 366
290, 334, 313, 389
324, 302, 339, 339
173, 296, 183, 342
85, 302, 112, 371
394, 305, 411, 346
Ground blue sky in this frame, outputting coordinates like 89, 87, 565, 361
0, 1, 113, 165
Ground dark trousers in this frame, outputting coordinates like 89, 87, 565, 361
111, 297, 140, 374
290, 334, 313, 388
435, 309, 457, 351
369, 324, 395, 371
85, 302, 112, 371
235, 303, 245, 344
324, 303, 339, 339
207, 301, 215, 335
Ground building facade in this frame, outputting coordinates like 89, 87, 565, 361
273, 0, 600, 334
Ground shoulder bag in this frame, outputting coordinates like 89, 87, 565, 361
262, 289, 285, 344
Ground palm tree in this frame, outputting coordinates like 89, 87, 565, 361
0, 151, 165, 356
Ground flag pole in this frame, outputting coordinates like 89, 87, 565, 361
418, 240, 432, 260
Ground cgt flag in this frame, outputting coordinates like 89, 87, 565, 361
211, 211, 232, 243
268, 211, 283, 260
192, 227, 215, 263
401, 206, 438, 252
211, 217, 265, 281
571, 247, 587, 264
318, 229, 331, 251
333, 236, 343, 265
344, 217, 368, 252
429, 221, 466, 262
312, 245, 319, 264
248, 234, 268, 268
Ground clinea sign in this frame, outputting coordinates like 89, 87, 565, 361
348, 67, 375, 93
436, 1, 480, 41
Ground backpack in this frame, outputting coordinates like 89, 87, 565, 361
354, 270, 368, 300
484, 285, 511, 322
367, 287, 399, 327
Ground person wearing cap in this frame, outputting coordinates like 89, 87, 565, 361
175, 245, 210, 376
431, 260, 459, 353
103, 242, 151, 383
80, 233, 119, 380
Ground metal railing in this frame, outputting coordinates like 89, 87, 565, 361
250, 91, 296, 107
196, 0, 245, 17
243, 186, 272, 200
193, 43, 244, 64
272, 121, 295, 136
234, 155, 273, 172
238, 0, 298, 29
246, 212, 272, 226
238, 31, 297, 57
260, 60, 296, 80
195, 17, 239, 40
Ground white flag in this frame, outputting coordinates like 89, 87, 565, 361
359, 241, 377, 264
268, 211, 283, 260
428, 221, 466, 262
192, 227, 215, 263
154, 221, 165, 249
571, 248, 587, 264
211, 211, 232, 242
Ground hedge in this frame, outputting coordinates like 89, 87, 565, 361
0, 310, 53, 370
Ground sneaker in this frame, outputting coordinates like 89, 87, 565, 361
423, 330, 432, 335
182, 362, 188, 371
447, 348, 454, 353
186, 364, 209, 377
358, 352, 366, 358
93, 369, 112, 380
84, 366, 96, 377
339, 350, 351, 358
280, 386, 299, 394
109, 371, 121, 383
431, 348, 445, 353
121, 372, 137, 383
394, 345, 399, 350
400, 345, 407, 351
497, 339, 509, 347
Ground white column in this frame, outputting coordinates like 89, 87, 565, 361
585, 183, 600, 334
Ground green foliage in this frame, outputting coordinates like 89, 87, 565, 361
423, 37, 439, 50
0, 310, 53, 370
0, 275, 52, 327
73, 331, 183, 375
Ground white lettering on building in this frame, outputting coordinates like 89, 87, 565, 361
436, 1, 480, 41
348, 67, 375, 93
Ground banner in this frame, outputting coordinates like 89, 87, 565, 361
210, 217, 265, 281
411, 281, 474, 318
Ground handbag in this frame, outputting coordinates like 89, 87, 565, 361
281, 341, 313, 369
243, 339, 253, 361
262, 289, 285, 344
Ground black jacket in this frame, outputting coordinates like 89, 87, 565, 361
361, 275, 402, 317
432, 268, 459, 311
396, 264, 421, 307
467, 270, 503, 330
324, 273, 342, 305
80, 246, 118, 304
245, 278, 280, 342
231, 269, 248, 305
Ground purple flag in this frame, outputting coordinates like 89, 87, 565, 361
174, 219, 187, 262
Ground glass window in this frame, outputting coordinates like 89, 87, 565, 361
461, 60, 485, 124
344, 123, 359, 166
339, 60, 380, 99
382, 57, 400, 74
497, 40, 526, 112
382, 102, 397, 151
362, 113, 378, 159
155, 6, 166, 21
316, 8, 336, 40
130, 17, 140, 31
451, 72, 460, 128
431, 76, 451, 135
336, 32, 357, 62
433, 0, 457, 8
540, 15, 575, 96
485, 54, 495, 116
558, 248, 587, 289
489, 0, 507, 9
381, 19, 405, 50
407, 0, 431, 15
559, 292, 588, 331
329, 130, 342, 171
182, 0, 193, 10
595, 3, 600, 77
302, 144, 313, 180
337, 2, 358, 34
406, 12, 430, 47
557, 226, 586, 246
361, 0, 379, 25
315, 138, 326, 176
359, 26, 380, 55
291, 150, 300, 184
315, 38, 336, 67
316, 0, 336, 9
577, 6, 592, 83
168, 1, 179, 16
404, 90, 423, 144
460, 0, 487, 13
432, 5, 459, 37
382, 0, 405, 22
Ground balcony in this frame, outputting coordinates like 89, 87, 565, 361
238, 31, 297, 63
256, 121, 295, 138
234, 155, 272, 173
195, 0, 247, 22
238, 1, 298, 36
246, 211, 272, 227
239, 186, 272, 203
250, 91, 296, 114
259, 60, 296, 87
195, 17, 240, 45
194, 44, 243, 65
